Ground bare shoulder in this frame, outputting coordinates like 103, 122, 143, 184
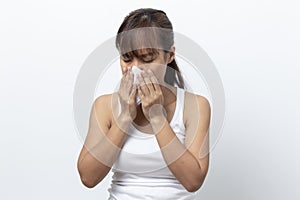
94, 93, 114, 106
183, 91, 211, 127
184, 91, 211, 111
183, 91, 211, 153
184, 91, 210, 104
93, 92, 118, 127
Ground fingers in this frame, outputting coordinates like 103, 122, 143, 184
146, 69, 161, 93
129, 84, 137, 102
138, 72, 153, 96
137, 69, 160, 96
119, 67, 134, 101
136, 72, 146, 94
137, 84, 144, 101
143, 70, 156, 93
127, 68, 134, 90
122, 67, 133, 88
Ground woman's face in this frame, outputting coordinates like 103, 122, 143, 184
120, 48, 174, 83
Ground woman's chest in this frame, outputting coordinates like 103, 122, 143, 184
113, 133, 166, 173
113, 124, 186, 173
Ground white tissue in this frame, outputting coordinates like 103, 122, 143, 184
131, 66, 143, 104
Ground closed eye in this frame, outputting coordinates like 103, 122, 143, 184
121, 53, 132, 63
141, 53, 157, 63
142, 59, 154, 63
123, 59, 132, 63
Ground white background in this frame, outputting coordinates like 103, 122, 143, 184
1, 0, 300, 199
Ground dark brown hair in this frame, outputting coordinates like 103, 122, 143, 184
115, 8, 185, 89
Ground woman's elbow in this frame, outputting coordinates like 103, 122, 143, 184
184, 174, 206, 192
77, 166, 100, 188
185, 182, 202, 192
79, 175, 98, 188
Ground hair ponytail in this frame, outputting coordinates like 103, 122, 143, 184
165, 59, 185, 89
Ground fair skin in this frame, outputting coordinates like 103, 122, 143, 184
77, 47, 211, 192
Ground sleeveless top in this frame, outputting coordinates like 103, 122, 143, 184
107, 87, 197, 200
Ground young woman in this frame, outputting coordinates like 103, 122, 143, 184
77, 8, 211, 200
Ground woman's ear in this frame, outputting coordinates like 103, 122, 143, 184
167, 46, 175, 64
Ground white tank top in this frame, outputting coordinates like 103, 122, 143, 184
108, 87, 197, 200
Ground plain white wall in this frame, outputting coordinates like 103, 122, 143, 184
1, 0, 299, 199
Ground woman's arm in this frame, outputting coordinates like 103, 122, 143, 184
77, 94, 131, 188
151, 94, 211, 192
77, 68, 136, 188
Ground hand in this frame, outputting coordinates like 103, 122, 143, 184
118, 67, 138, 122
137, 69, 166, 123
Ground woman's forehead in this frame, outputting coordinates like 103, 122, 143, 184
118, 33, 162, 53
